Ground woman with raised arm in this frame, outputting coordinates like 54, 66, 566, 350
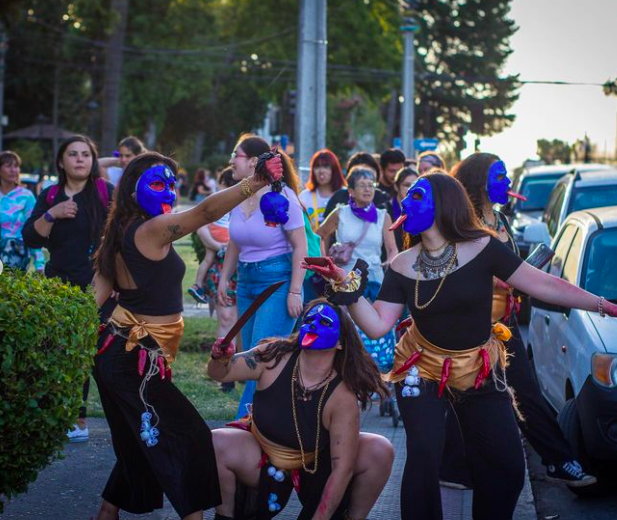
447, 153, 595, 488
304, 171, 617, 520
90, 151, 282, 520
207, 299, 394, 520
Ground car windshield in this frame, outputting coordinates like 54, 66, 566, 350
582, 228, 617, 303
569, 185, 617, 214
516, 176, 561, 211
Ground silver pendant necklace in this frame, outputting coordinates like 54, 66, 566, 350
413, 243, 458, 280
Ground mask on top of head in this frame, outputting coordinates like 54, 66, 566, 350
390, 177, 435, 235
486, 160, 511, 204
298, 303, 341, 351
260, 191, 290, 227
135, 165, 177, 217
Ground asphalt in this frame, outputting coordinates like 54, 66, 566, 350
2, 407, 537, 520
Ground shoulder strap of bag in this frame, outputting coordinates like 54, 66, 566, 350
46, 179, 109, 207
351, 220, 371, 247
310, 190, 320, 230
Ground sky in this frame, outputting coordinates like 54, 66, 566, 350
470, 0, 617, 168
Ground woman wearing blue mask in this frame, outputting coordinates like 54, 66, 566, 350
207, 299, 393, 520
306, 171, 617, 520
90, 151, 282, 520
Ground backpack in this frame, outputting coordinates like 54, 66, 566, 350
46, 178, 110, 208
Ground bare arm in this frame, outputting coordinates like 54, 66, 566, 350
507, 262, 607, 313
98, 157, 121, 169
286, 226, 308, 318
316, 208, 339, 244
207, 345, 268, 383
218, 239, 240, 306
138, 176, 267, 248
92, 271, 114, 308
348, 298, 404, 339
311, 392, 359, 520
382, 213, 398, 265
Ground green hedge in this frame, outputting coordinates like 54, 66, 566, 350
191, 231, 206, 263
0, 271, 98, 512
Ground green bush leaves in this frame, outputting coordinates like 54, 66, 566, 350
0, 271, 98, 512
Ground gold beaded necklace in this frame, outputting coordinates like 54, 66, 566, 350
414, 244, 458, 310
291, 356, 332, 474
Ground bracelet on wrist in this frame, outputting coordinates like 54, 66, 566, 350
212, 355, 233, 367
240, 177, 254, 198
289, 290, 302, 295
43, 211, 55, 223
598, 296, 606, 318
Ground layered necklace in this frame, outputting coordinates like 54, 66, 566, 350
291, 356, 333, 474
413, 241, 459, 310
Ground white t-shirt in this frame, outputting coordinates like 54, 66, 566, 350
107, 166, 123, 186
299, 189, 330, 228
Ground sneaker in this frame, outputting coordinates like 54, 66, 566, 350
188, 284, 208, 305
546, 461, 597, 487
67, 425, 89, 443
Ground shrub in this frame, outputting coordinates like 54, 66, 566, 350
191, 231, 206, 263
0, 271, 98, 512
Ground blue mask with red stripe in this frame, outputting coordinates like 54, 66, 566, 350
486, 160, 511, 204
298, 304, 341, 350
135, 165, 177, 217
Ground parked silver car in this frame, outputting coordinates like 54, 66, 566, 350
527, 207, 617, 491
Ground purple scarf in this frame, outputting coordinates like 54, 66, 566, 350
349, 196, 378, 223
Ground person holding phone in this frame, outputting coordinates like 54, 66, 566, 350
448, 153, 596, 488
304, 171, 617, 520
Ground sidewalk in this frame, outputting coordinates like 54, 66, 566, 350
2, 409, 536, 519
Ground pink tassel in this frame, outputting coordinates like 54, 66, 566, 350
165, 367, 172, 382
138, 348, 147, 376
158, 357, 166, 380
438, 358, 452, 398
395, 317, 413, 333
291, 469, 301, 492
474, 348, 492, 389
394, 351, 422, 376
259, 453, 268, 468
97, 333, 115, 356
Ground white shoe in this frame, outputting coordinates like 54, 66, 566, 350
67, 425, 89, 443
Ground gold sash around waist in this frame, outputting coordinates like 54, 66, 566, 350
492, 283, 510, 324
383, 322, 512, 391
109, 305, 184, 364
251, 419, 314, 471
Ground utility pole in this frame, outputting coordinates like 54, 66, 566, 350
0, 23, 7, 151
295, 0, 327, 185
400, 16, 418, 158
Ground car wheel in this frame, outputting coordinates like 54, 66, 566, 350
557, 399, 611, 497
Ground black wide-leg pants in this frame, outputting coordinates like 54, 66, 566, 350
93, 332, 221, 517
397, 378, 525, 520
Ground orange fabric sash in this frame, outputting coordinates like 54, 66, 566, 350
109, 305, 184, 364
251, 420, 314, 471
492, 283, 510, 323
383, 322, 511, 392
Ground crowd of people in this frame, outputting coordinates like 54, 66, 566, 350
2, 133, 617, 520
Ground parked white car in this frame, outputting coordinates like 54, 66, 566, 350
527, 207, 617, 492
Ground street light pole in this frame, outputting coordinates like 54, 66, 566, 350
400, 17, 418, 158
295, 0, 327, 185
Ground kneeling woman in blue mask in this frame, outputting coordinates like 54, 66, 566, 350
91, 151, 282, 520
207, 299, 394, 520
306, 171, 617, 520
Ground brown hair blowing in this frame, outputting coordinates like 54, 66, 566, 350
450, 152, 500, 219
258, 299, 389, 409
93, 152, 178, 283
423, 170, 495, 243
236, 133, 300, 195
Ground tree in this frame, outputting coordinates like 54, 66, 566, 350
537, 138, 571, 164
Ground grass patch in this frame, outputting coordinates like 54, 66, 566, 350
175, 236, 201, 303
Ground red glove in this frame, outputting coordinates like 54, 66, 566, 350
211, 338, 236, 360
264, 154, 284, 182
301, 257, 347, 283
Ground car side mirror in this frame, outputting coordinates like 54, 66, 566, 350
523, 222, 551, 246
530, 297, 569, 315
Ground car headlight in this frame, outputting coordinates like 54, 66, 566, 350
591, 353, 617, 388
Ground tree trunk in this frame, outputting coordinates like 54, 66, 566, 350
101, 0, 129, 155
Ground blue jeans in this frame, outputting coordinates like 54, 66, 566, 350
235, 253, 297, 418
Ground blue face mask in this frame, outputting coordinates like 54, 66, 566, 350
486, 160, 511, 204
298, 304, 341, 351
395, 177, 436, 235
135, 165, 177, 217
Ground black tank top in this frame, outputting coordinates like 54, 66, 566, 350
253, 350, 342, 451
117, 219, 185, 315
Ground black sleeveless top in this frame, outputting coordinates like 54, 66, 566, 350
117, 219, 186, 315
253, 350, 342, 451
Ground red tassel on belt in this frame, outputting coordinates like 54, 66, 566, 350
438, 358, 452, 397
474, 348, 491, 389
394, 351, 422, 375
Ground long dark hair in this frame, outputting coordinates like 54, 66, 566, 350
257, 299, 389, 410
422, 170, 495, 243
236, 134, 300, 195
55, 135, 105, 244
306, 149, 346, 192
94, 152, 178, 283
450, 152, 500, 219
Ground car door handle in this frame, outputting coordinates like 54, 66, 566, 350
544, 314, 550, 326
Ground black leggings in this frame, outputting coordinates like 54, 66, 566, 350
397, 378, 525, 520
